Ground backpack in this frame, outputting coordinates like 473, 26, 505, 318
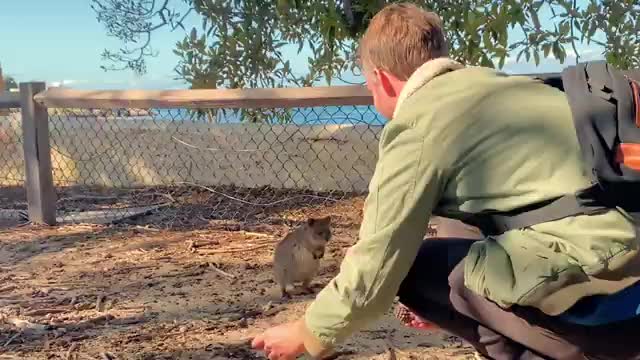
461, 61, 640, 237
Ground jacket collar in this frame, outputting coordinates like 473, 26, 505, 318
393, 57, 465, 119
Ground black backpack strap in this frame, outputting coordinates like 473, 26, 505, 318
453, 185, 610, 237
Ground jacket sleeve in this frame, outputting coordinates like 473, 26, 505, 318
303, 113, 451, 347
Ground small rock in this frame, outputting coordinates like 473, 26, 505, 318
179, 325, 188, 333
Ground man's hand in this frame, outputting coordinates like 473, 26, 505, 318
251, 318, 328, 359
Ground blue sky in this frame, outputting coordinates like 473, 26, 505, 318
0, 0, 191, 89
0, 0, 604, 90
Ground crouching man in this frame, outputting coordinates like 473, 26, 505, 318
252, 3, 640, 359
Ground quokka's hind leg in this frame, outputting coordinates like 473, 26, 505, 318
280, 284, 291, 299
301, 278, 314, 294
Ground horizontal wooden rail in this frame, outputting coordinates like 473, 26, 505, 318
23, 68, 640, 110
33, 85, 374, 109
0, 92, 21, 108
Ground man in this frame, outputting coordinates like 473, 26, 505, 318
252, 3, 640, 360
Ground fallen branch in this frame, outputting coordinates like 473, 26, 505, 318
208, 263, 236, 279
3, 331, 21, 347
57, 195, 119, 202
241, 231, 275, 238
177, 181, 339, 207
23, 308, 69, 316
196, 243, 271, 255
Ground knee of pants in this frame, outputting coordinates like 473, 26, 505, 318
447, 262, 470, 306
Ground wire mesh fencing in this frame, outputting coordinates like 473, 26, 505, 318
45, 105, 384, 228
0, 108, 27, 222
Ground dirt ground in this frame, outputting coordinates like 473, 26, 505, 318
0, 190, 481, 360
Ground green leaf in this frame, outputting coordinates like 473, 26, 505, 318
542, 43, 552, 58
498, 54, 506, 69
558, 46, 567, 63
533, 50, 540, 65
483, 29, 493, 50
559, 21, 570, 36
480, 54, 494, 67
552, 41, 562, 60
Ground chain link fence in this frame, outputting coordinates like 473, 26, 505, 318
42, 105, 383, 228
0, 108, 27, 223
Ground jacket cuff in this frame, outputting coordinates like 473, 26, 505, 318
303, 312, 338, 358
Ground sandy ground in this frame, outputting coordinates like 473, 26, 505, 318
0, 191, 481, 360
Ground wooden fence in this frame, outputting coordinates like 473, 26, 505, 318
1, 67, 639, 226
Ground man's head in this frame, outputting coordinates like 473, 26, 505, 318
358, 3, 448, 119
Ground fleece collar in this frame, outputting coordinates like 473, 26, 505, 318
392, 57, 465, 119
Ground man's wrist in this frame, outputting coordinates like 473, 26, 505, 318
297, 317, 333, 359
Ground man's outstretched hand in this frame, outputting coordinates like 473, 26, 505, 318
251, 318, 328, 359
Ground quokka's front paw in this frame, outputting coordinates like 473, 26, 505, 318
281, 289, 291, 299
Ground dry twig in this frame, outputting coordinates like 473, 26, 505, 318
208, 262, 236, 279
23, 308, 69, 316
196, 243, 272, 255
3, 331, 21, 347
66, 343, 79, 360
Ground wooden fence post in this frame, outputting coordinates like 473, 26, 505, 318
20, 82, 57, 225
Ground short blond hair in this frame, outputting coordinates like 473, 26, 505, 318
358, 3, 448, 80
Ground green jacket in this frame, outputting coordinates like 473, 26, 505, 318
304, 58, 640, 347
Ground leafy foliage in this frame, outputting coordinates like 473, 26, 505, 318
0, 63, 18, 91
4, 77, 17, 90
92, 0, 640, 121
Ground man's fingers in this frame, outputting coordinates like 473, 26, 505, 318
251, 334, 265, 349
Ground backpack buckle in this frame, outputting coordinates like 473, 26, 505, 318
625, 75, 640, 128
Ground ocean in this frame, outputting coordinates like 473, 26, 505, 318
149, 105, 386, 126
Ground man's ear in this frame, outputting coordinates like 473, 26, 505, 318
375, 68, 399, 98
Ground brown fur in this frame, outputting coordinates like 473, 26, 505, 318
273, 216, 332, 298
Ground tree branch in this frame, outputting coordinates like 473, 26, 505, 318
570, 0, 580, 63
